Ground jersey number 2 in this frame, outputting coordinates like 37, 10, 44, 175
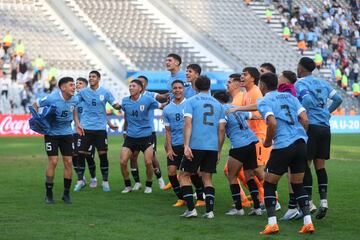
203, 104, 214, 126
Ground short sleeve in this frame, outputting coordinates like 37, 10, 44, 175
107, 90, 117, 105
257, 98, 273, 120
325, 82, 336, 99
149, 97, 161, 110
245, 112, 252, 120
184, 99, 193, 118
38, 96, 50, 107
219, 105, 226, 123
294, 81, 309, 102
163, 108, 170, 127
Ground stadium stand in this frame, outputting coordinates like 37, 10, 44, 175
159, 0, 301, 72
66, 0, 218, 71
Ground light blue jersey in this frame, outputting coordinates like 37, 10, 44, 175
73, 97, 86, 134
184, 92, 226, 151
37, 91, 78, 136
122, 94, 160, 138
77, 86, 117, 130
184, 85, 197, 98
167, 70, 186, 91
257, 91, 307, 149
295, 75, 337, 127
163, 99, 186, 146
223, 104, 258, 149
143, 90, 158, 132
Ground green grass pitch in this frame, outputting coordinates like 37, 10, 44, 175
0, 135, 359, 239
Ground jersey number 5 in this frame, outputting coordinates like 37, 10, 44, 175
203, 104, 214, 126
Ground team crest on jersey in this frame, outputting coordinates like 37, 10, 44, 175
99, 95, 104, 101
140, 105, 145, 111
70, 106, 75, 112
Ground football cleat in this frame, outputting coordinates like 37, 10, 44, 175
144, 186, 152, 194
180, 209, 197, 218
260, 224, 279, 235
163, 182, 172, 191
157, 177, 166, 190
248, 208, 262, 216
203, 211, 215, 219
299, 223, 315, 234
121, 186, 132, 194
195, 200, 205, 207
280, 208, 300, 220
172, 199, 186, 207
89, 177, 97, 188
225, 208, 245, 216
61, 194, 72, 204
316, 206, 328, 219
132, 182, 142, 191
74, 180, 86, 192
45, 195, 54, 204
102, 181, 110, 192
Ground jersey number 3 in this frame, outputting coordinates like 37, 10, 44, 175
281, 104, 295, 125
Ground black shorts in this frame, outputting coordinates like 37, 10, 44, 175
167, 145, 184, 169
266, 139, 307, 175
307, 124, 331, 160
123, 136, 153, 153
180, 149, 218, 174
73, 134, 95, 155
229, 142, 258, 170
44, 135, 73, 156
151, 132, 157, 152
78, 130, 108, 152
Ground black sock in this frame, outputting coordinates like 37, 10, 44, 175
131, 168, 140, 183
303, 166, 313, 200
264, 181, 277, 218
190, 174, 204, 200
247, 179, 260, 209
181, 185, 195, 211
99, 153, 109, 181
154, 168, 162, 179
146, 181, 152, 188
124, 179, 131, 187
230, 184, 242, 210
63, 178, 72, 196
168, 175, 182, 199
292, 183, 310, 216
288, 193, 297, 209
86, 155, 96, 178
45, 182, 54, 197
204, 186, 215, 213
316, 168, 328, 200
77, 153, 86, 181
72, 155, 79, 174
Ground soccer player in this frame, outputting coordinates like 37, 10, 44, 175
259, 62, 276, 75
120, 80, 167, 194
163, 80, 187, 206
127, 75, 168, 190
179, 75, 226, 219
32, 77, 78, 204
165, 53, 186, 91
295, 57, 342, 219
213, 92, 262, 216
74, 70, 121, 192
72, 77, 118, 190
230, 72, 315, 234
240, 67, 270, 208
184, 63, 201, 98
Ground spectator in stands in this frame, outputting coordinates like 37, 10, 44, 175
2, 31, 13, 54
352, 80, 360, 98
14, 40, 25, 57
283, 25, 290, 41
20, 84, 31, 114
17, 55, 30, 84
349, 106, 357, 115
265, 8, 272, 23
1, 72, 10, 99
33, 54, 46, 81
47, 66, 58, 82
0, 43, 5, 60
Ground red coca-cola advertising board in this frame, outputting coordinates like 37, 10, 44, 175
0, 114, 41, 136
